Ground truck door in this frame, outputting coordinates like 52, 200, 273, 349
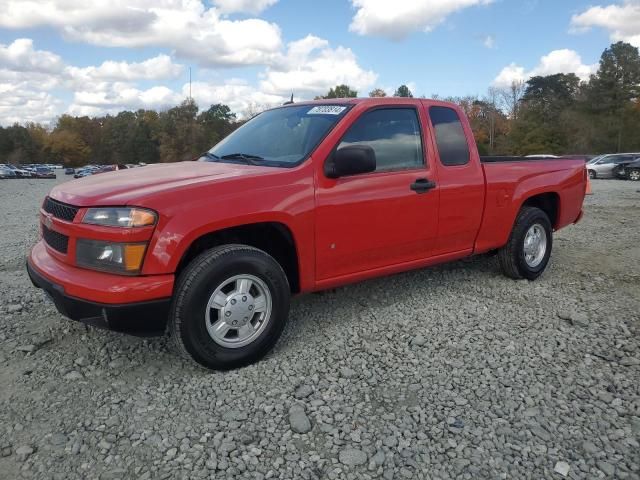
315, 105, 439, 281
425, 104, 485, 255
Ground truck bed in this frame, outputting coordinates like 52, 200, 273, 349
480, 156, 588, 163
474, 157, 587, 253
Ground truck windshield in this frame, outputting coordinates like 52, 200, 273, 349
205, 104, 350, 167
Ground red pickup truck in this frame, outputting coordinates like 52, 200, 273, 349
27, 98, 586, 370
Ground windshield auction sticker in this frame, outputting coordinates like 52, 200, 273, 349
307, 106, 347, 115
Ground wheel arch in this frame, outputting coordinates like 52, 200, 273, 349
520, 192, 560, 229
175, 222, 301, 294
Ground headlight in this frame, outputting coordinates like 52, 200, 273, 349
83, 207, 157, 228
76, 239, 147, 275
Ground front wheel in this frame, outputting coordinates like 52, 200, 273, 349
169, 244, 290, 370
498, 207, 553, 280
588, 170, 596, 179
629, 169, 640, 181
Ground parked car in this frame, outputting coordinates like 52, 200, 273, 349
74, 170, 93, 179
5, 164, 33, 178
94, 164, 129, 174
614, 157, 640, 181
65, 167, 75, 175
73, 167, 99, 178
92, 165, 112, 174
27, 98, 587, 370
32, 167, 56, 179
0, 166, 17, 179
586, 153, 639, 179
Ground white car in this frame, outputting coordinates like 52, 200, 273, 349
5, 164, 33, 178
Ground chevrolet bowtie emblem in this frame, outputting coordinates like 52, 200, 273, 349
44, 213, 53, 229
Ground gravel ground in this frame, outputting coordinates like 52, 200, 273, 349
0, 174, 639, 480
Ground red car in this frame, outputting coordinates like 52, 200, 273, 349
27, 98, 587, 370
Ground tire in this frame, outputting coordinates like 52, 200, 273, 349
498, 206, 553, 281
169, 244, 290, 370
588, 170, 596, 179
629, 169, 640, 182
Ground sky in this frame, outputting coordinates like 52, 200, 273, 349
0, 0, 639, 125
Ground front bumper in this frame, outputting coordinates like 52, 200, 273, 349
27, 242, 173, 336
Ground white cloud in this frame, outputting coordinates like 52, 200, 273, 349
483, 34, 495, 49
348, 0, 493, 40
69, 84, 182, 116
570, 0, 640, 47
531, 50, 597, 79
214, 0, 278, 14
187, 80, 285, 116
493, 63, 526, 88
0, 75, 64, 125
66, 55, 183, 83
493, 49, 597, 88
0, 38, 65, 74
0, 39, 66, 124
0, 34, 378, 125
0, 39, 186, 124
260, 35, 378, 97
0, 1, 283, 67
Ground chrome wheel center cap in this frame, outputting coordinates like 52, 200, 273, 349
523, 223, 547, 268
222, 294, 255, 327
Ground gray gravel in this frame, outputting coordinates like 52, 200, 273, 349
1, 174, 639, 479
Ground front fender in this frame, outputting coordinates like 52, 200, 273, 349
139, 168, 316, 284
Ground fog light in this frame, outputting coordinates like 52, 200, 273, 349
76, 239, 147, 275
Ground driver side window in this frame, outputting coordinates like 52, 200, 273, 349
337, 108, 424, 172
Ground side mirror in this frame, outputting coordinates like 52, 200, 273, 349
325, 145, 376, 178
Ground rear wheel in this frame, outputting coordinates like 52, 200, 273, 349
169, 244, 290, 370
629, 169, 640, 181
588, 170, 596, 179
498, 207, 553, 280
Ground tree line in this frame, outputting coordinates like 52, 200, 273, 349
320, 42, 640, 156
1, 41, 638, 167
0, 102, 238, 167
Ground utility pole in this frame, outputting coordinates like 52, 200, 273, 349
189, 67, 192, 101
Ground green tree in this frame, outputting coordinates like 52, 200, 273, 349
369, 88, 387, 97
393, 85, 413, 97
157, 98, 204, 162
45, 130, 91, 166
4, 124, 40, 164
317, 85, 358, 99
198, 104, 237, 148
0, 127, 12, 161
583, 41, 640, 151
508, 74, 580, 154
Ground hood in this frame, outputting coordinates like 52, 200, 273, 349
50, 162, 274, 206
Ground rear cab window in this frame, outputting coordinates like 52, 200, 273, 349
429, 106, 470, 167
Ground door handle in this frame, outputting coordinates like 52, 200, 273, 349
410, 178, 436, 194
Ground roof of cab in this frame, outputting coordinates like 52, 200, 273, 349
292, 97, 426, 105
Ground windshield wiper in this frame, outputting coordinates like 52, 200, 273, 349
200, 152, 220, 162
220, 153, 265, 165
